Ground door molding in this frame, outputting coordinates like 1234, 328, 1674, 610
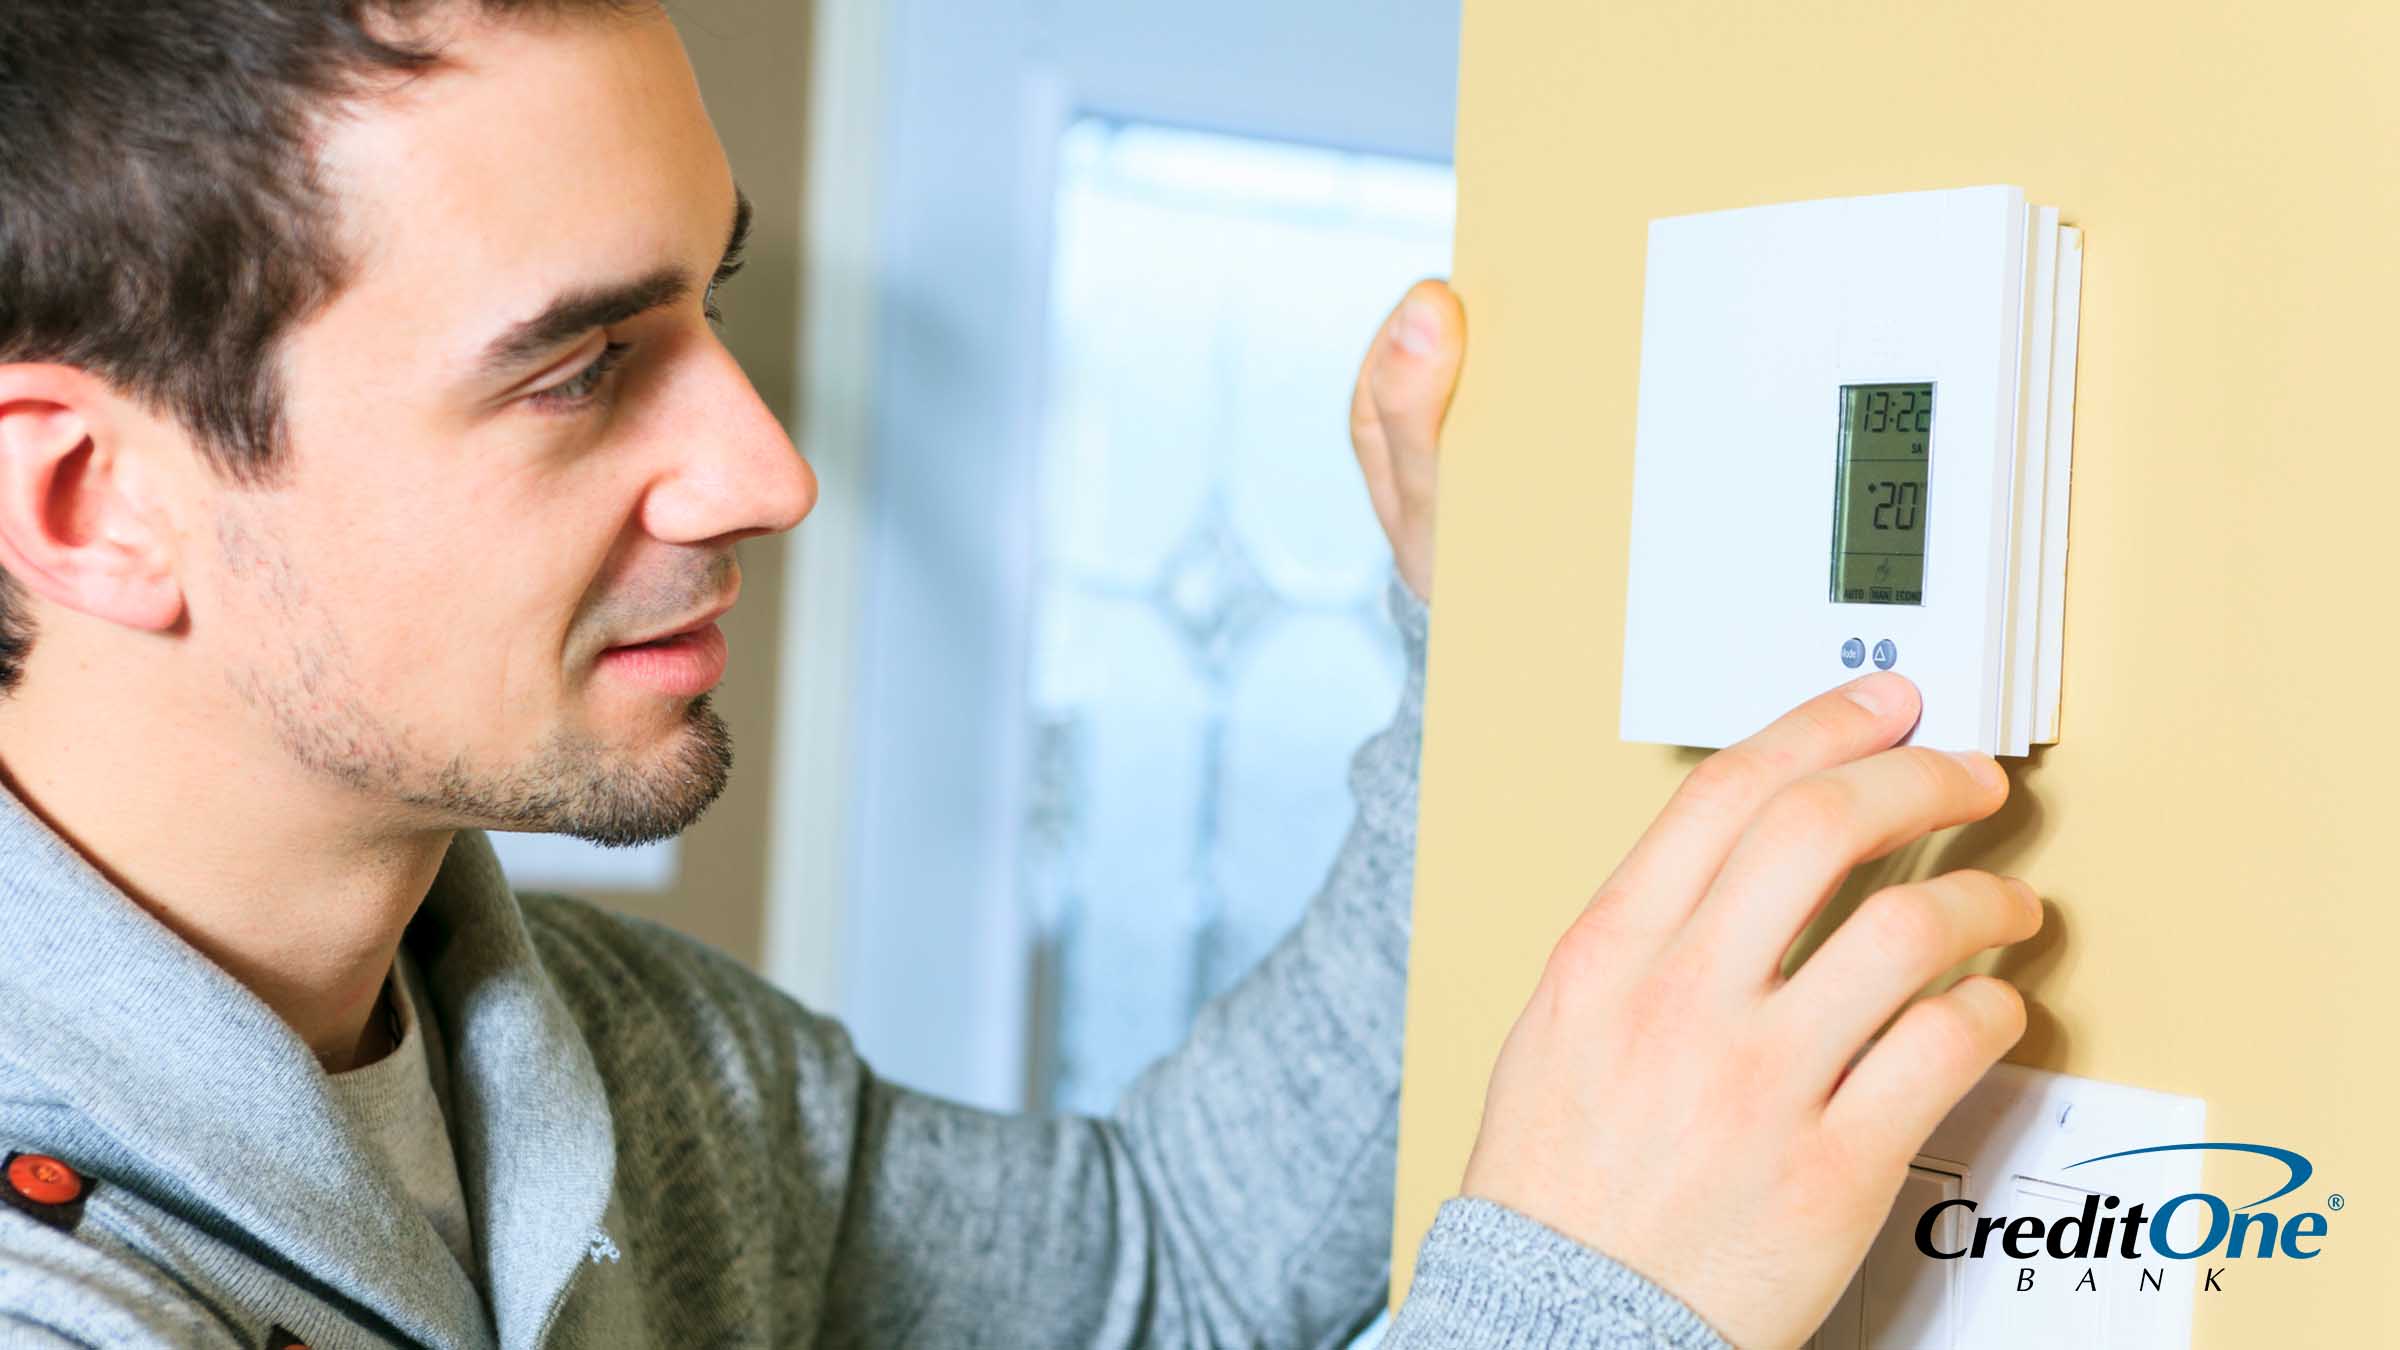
760, 0, 891, 1015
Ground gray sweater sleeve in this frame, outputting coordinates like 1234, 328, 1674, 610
820, 574, 1735, 1350
1384, 1199, 1731, 1349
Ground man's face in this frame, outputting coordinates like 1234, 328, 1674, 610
187, 9, 813, 846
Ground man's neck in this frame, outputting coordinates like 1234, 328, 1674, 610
0, 682, 453, 1074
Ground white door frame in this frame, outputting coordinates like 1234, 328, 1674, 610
759, 0, 891, 1015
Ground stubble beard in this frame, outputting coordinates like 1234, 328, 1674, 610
218, 513, 735, 848
419, 693, 735, 847
240, 655, 737, 848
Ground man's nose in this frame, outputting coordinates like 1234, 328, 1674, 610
642, 339, 817, 546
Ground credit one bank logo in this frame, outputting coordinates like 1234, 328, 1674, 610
1913, 1143, 2335, 1291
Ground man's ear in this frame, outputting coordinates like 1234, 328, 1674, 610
0, 365, 185, 634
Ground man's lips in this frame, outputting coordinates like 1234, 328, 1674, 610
596, 588, 739, 697
595, 621, 729, 697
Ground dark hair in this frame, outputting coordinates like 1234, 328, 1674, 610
0, 0, 645, 694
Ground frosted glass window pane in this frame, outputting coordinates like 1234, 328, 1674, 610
1023, 117, 1453, 1113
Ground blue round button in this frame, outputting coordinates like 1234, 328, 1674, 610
1840, 638, 1866, 669
1872, 639, 1898, 670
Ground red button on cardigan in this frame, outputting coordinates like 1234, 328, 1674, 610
6, 1153, 83, 1207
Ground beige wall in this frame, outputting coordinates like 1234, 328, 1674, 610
1392, 1, 2398, 1343
577, 0, 811, 967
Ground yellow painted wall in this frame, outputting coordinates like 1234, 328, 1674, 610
1391, 3, 2399, 1344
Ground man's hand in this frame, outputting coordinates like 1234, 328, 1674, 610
1350, 279, 1464, 603
1461, 673, 2039, 1350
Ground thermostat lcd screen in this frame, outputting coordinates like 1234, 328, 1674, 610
1831, 382, 1933, 605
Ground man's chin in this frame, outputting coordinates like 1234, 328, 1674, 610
456, 693, 735, 848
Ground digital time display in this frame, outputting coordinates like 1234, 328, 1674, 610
1831, 382, 1933, 605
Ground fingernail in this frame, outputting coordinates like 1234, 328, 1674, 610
1842, 674, 1891, 717
1949, 749, 2006, 791
1394, 299, 1440, 356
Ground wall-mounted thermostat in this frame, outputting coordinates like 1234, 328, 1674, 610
1619, 186, 2082, 757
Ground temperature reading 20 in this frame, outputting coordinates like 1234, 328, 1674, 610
1869, 479, 1921, 531
1831, 382, 1935, 606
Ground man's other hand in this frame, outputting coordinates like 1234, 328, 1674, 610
1350, 279, 1464, 603
1461, 673, 2040, 1350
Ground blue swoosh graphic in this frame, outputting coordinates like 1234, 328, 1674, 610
2063, 1143, 2313, 1211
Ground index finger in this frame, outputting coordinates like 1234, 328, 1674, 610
1586, 672, 1923, 938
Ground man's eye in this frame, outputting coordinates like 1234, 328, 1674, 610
528, 341, 633, 413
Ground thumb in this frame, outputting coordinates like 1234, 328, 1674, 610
1372, 276, 1459, 449
1349, 278, 1467, 603
1358, 278, 1466, 510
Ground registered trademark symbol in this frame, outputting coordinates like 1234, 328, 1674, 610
2329, 1194, 2346, 1211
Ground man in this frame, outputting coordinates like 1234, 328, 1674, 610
0, 3, 2039, 1347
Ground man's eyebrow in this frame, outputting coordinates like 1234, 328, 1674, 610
471, 187, 754, 381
